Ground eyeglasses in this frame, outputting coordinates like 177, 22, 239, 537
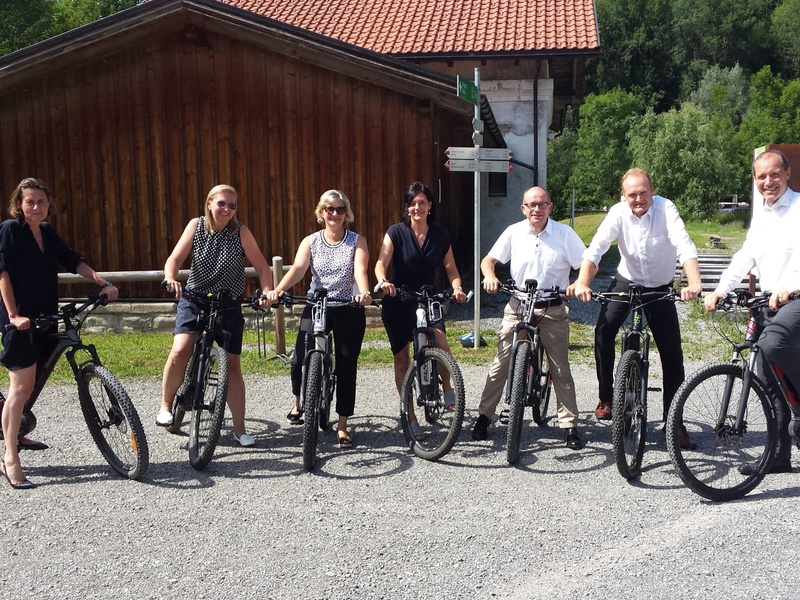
215, 200, 237, 210
523, 202, 551, 211
324, 205, 347, 215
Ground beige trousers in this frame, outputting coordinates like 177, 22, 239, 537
478, 298, 579, 429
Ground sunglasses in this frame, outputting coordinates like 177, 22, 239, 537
215, 200, 237, 210
324, 205, 347, 215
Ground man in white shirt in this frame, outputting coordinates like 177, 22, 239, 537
705, 149, 800, 473
472, 186, 586, 449
569, 168, 702, 450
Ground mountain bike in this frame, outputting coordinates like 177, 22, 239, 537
276, 289, 359, 471
666, 290, 800, 501
166, 287, 264, 470
0, 295, 148, 480
497, 279, 558, 465
594, 286, 677, 480
384, 285, 470, 461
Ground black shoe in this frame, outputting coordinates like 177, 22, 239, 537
738, 460, 792, 476
564, 427, 583, 450
472, 414, 490, 441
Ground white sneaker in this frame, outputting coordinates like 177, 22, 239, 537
233, 433, 256, 447
155, 409, 173, 427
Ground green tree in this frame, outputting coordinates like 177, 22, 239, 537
772, 0, 800, 79
546, 108, 578, 220
628, 104, 739, 218
0, 0, 139, 56
671, 0, 777, 97
572, 89, 645, 208
586, 0, 680, 111
689, 64, 750, 126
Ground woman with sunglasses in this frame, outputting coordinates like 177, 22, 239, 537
157, 184, 273, 447
374, 182, 467, 439
265, 190, 371, 448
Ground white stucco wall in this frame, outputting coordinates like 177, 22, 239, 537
479, 78, 554, 254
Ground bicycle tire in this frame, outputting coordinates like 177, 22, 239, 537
302, 352, 323, 471
532, 346, 552, 426
400, 347, 465, 461
506, 345, 530, 465
666, 362, 779, 501
188, 346, 228, 471
611, 350, 646, 480
78, 363, 149, 480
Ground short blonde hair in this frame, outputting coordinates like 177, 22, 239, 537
620, 168, 654, 194
204, 184, 239, 233
315, 189, 354, 225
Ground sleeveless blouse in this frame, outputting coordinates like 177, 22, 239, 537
309, 229, 358, 300
186, 217, 246, 295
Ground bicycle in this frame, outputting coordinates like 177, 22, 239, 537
275, 288, 360, 471
496, 279, 558, 465
666, 290, 800, 501
166, 286, 265, 470
380, 285, 469, 461
594, 285, 678, 480
0, 295, 148, 480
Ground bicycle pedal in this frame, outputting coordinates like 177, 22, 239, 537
499, 409, 509, 425
647, 386, 661, 392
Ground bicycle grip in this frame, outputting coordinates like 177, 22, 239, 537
465, 290, 474, 302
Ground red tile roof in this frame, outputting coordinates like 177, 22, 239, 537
221, 0, 599, 55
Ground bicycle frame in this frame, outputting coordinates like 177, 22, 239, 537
299, 290, 336, 413
401, 287, 447, 407
20, 297, 108, 417
504, 281, 544, 407
717, 293, 800, 443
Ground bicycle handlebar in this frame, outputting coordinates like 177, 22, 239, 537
593, 287, 677, 305
496, 279, 564, 302
5, 294, 111, 332
713, 289, 799, 312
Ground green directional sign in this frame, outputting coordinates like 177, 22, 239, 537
457, 76, 479, 106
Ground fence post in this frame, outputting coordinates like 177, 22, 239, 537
272, 256, 286, 355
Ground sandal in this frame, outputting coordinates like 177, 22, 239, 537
286, 408, 304, 425
337, 430, 353, 449
409, 421, 425, 441
444, 389, 456, 411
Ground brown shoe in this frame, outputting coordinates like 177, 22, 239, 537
678, 425, 697, 450
594, 400, 612, 420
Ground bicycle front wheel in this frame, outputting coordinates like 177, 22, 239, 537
302, 352, 323, 471
532, 346, 551, 426
506, 345, 531, 465
189, 346, 228, 471
667, 362, 779, 502
78, 363, 149, 480
612, 350, 646, 480
400, 347, 465, 461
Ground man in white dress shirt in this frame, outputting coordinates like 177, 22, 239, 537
569, 168, 702, 450
472, 186, 586, 449
705, 149, 800, 473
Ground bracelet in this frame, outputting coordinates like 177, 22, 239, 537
454, 285, 463, 291
101, 281, 114, 288
361, 290, 372, 296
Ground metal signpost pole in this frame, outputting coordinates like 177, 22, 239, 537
473, 67, 481, 349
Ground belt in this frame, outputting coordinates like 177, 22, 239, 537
534, 298, 563, 309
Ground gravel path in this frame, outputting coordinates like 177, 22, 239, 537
2, 290, 798, 599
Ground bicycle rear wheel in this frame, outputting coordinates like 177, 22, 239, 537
612, 350, 646, 480
506, 345, 531, 465
667, 362, 779, 501
532, 346, 552, 426
78, 363, 149, 480
400, 347, 465, 461
302, 352, 323, 471
189, 346, 228, 470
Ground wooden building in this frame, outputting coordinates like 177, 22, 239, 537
0, 0, 473, 297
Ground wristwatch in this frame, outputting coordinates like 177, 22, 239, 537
101, 281, 114, 288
